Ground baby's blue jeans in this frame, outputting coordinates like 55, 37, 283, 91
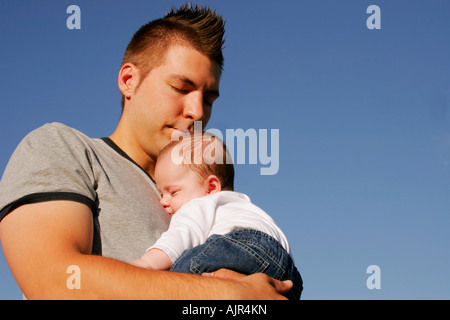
170, 229, 303, 300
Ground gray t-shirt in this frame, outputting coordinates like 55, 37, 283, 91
0, 122, 170, 262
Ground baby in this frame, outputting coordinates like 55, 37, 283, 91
132, 132, 303, 299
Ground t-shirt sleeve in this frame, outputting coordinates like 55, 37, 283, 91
149, 197, 217, 262
0, 123, 98, 222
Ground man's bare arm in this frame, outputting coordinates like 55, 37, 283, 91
0, 201, 291, 299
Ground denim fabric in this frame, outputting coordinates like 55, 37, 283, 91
170, 229, 303, 300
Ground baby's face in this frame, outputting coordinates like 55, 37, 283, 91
154, 153, 209, 216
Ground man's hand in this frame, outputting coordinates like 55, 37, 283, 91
203, 268, 293, 300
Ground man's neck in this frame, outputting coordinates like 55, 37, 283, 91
109, 124, 156, 178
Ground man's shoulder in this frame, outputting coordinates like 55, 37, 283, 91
4, 122, 103, 176
26, 122, 91, 142
20, 122, 100, 154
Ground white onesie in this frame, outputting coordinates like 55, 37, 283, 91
149, 191, 290, 263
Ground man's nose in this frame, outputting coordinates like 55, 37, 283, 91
183, 92, 204, 121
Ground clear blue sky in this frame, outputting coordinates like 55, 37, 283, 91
1, 0, 449, 299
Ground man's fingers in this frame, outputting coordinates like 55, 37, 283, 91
203, 270, 294, 299
202, 268, 246, 280
203, 269, 293, 293
273, 279, 293, 295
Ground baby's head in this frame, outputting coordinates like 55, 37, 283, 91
155, 132, 234, 215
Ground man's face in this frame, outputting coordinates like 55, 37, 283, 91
126, 45, 221, 165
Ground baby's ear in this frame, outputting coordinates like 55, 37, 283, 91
206, 175, 222, 194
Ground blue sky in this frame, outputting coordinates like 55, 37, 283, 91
1, 0, 449, 299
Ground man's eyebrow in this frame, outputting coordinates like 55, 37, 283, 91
169, 74, 220, 97
169, 74, 196, 86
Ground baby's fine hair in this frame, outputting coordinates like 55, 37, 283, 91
159, 132, 234, 191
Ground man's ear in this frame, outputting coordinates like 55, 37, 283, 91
118, 63, 139, 102
205, 175, 222, 195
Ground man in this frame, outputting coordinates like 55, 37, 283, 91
0, 4, 292, 299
